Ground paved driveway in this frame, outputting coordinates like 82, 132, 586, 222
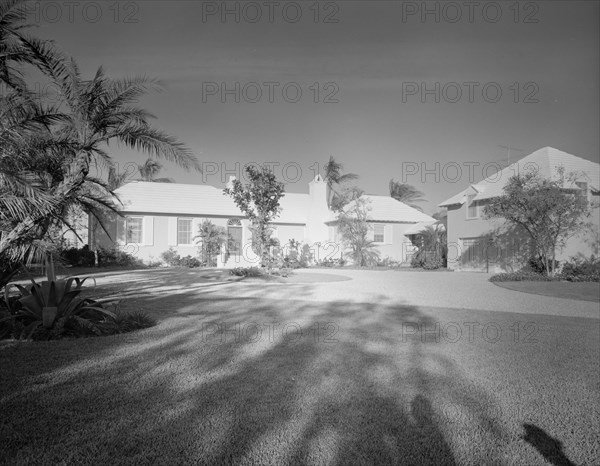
209, 269, 600, 319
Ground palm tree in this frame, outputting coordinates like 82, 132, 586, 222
0, 0, 64, 91
0, 56, 200, 263
323, 156, 358, 209
137, 158, 174, 182
389, 179, 426, 211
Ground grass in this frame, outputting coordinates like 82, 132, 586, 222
1, 272, 598, 465
493, 281, 600, 302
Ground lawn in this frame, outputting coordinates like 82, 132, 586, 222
1, 270, 598, 465
493, 280, 600, 302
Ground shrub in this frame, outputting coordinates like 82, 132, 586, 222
160, 248, 181, 266
489, 271, 556, 282
179, 256, 201, 268
97, 246, 142, 267
0, 277, 156, 340
525, 256, 560, 275
97, 309, 157, 334
411, 251, 444, 270
559, 255, 600, 282
159, 249, 201, 268
316, 257, 346, 267
230, 267, 265, 277
60, 245, 95, 267
377, 257, 401, 268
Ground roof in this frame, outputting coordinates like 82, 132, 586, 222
113, 181, 309, 224
439, 147, 600, 207
404, 220, 445, 235
331, 195, 435, 223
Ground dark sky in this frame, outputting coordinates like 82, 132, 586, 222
30, 1, 599, 213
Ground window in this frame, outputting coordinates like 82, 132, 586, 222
466, 194, 479, 219
177, 218, 192, 245
373, 223, 385, 243
126, 217, 143, 244
227, 219, 242, 254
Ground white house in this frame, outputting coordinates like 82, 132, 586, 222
90, 175, 435, 267
439, 147, 600, 272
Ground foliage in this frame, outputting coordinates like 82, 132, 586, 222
411, 253, 444, 270
179, 256, 201, 268
524, 256, 560, 275
323, 156, 359, 210
330, 185, 364, 213
484, 169, 595, 276
337, 197, 380, 267
0, 275, 154, 340
316, 257, 347, 267
559, 255, 600, 282
159, 248, 201, 268
194, 220, 229, 267
160, 248, 181, 266
389, 180, 426, 211
60, 245, 96, 267
376, 257, 402, 268
224, 166, 285, 267
99, 309, 157, 334
230, 267, 265, 278
489, 271, 556, 282
410, 225, 447, 270
137, 158, 174, 183
1, 9, 199, 279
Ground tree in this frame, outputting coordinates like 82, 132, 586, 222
0, 0, 64, 92
224, 166, 285, 268
484, 169, 595, 275
330, 185, 364, 213
194, 220, 229, 267
337, 197, 380, 266
323, 156, 358, 209
0, 57, 200, 265
137, 158, 174, 183
389, 180, 426, 211
412, 224, 447, 269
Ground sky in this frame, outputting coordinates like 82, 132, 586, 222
28, 0, 600, 214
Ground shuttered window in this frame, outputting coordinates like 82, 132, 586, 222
126, 217, 143, 244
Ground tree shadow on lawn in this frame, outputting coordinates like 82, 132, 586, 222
522, 423, 577, 466
1, 291, 509, 465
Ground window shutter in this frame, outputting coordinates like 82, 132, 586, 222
143, 216, 154, 245
191, 218, 202, 245
385, 224, 393, 244
168, 217, 177, 246
116, 216, 126, 246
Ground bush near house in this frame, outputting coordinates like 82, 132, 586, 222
60, 245, 142, 268
230, 267, 265, 277
490, 255, 600, 282
560, 255, 600, 282
160, 248, 201, 268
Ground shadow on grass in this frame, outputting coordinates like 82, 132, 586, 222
0, 281, 508, 464
522, 424, 577, 466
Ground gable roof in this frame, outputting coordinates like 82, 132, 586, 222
438, 147, 600, 207
113, 181, 309, 224
332, 195, 435, 223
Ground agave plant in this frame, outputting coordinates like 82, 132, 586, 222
1, 276, 119, 340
